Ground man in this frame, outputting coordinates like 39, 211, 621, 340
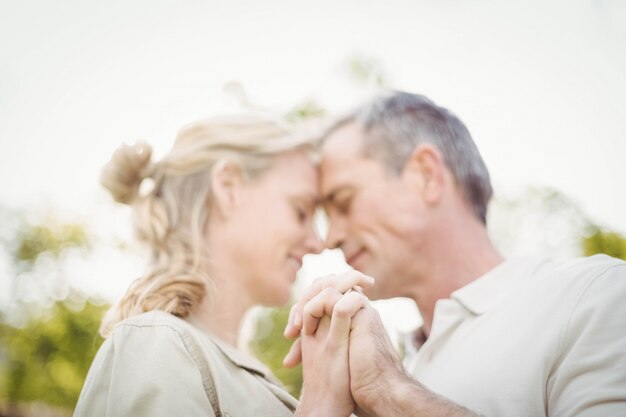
285, 91, 626, 416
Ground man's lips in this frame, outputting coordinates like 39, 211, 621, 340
345, 248, 366, 266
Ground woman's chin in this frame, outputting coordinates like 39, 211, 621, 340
257, 286, 291, 307
272, 290, 292, 307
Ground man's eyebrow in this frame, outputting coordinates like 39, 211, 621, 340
323, 186, 354, 204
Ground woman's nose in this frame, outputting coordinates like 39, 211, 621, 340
305, 226, 324, 254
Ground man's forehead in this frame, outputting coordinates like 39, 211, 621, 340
321, 122, 365, 158
320, 123, 364, 190
320, 122, 382, 200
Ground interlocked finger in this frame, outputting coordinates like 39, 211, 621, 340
302, 287, 344, 335
284, 271, 375, 338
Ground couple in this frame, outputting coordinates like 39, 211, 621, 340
75, 92, 626, 416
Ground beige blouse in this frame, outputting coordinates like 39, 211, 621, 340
74, 310, 298, 417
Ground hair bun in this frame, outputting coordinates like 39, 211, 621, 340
101, 142, 153, 204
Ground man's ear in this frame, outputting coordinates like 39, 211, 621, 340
402, 143, 445, 204
211, 159, 245, 218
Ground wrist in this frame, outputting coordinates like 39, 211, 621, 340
364, 373, 416, 416
295, 404, 350, 417
296, 392, 352, 417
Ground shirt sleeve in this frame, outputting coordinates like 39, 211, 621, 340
547, 264, 626, 416
74, 321, 216, 417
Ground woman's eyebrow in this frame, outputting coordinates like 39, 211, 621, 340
291, 194, 319, 206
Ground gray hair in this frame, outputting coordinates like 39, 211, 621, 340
329, 91, 493, 224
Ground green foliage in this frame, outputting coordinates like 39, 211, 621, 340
284, 99, 327, 122
0, 299, 107, 409
0, 208, 104, 414
583, 228, 626, 260
15, 223, 89, 265
488, 186, 594, 258
346, 55, 388, 87
249, 306, 302, 398
1, 209, 92, 317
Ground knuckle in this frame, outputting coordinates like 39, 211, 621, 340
321, 287, 338, 298
322, 279, 336, 289
303, 303, 315, 317
356, 292, 369, 304
333, 305, 350, 319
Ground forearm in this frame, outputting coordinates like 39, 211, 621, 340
362, 376, 480, 417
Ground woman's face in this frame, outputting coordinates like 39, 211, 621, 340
223, 150, 322, 306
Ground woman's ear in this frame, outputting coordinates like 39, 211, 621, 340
211, 159, 245, 218
402, 143, 445, 205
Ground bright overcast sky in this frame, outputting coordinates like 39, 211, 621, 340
1, 0, 625, 234
1, 0, 625, 334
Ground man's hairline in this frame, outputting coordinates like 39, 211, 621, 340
320, 115, 381, 165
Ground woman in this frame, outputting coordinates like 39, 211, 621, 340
74, 114, 323, 416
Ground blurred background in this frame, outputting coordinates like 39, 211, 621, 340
1, 0, 625, 415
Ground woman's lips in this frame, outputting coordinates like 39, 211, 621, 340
287, 256, 303, 272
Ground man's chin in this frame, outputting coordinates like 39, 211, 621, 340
355, 269, 395, 300
362, 284, 386, 301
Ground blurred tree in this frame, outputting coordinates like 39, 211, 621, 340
284, 99, 326, 122
14, 223, 89, 267
583, 228, 626, 260
0, 299, 106, 412
1, 210, 92, 324
488, 187, 594, 259
345, 55, 389, 88
0, 208, 107, 416
1, 209, 90, 269
249, 306, 302, 398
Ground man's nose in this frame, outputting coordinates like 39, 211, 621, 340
324, 217, 346, 251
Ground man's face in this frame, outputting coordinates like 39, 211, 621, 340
320, 122, 423, 299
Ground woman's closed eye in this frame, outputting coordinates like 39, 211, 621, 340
294, 204, 314, 223
295, 206, 307, 222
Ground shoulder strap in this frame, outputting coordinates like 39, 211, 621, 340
178, 329, 226, 417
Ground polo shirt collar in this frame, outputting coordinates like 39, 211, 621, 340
450, 256, 549, 315
186, 315, 276, 381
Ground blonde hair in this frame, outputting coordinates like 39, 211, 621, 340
99, 114, 319, 337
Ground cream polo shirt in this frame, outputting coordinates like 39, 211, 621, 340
405, 255, 626, 417
74, 310, 297, 417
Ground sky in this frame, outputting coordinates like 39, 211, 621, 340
1, 0, 625, 333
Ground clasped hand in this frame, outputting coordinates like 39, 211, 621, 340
284, 271, 407, 417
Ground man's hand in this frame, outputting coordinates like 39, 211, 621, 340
346, 305, 409, 415
345, 303, 480, 417
294, 288, 369, 417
